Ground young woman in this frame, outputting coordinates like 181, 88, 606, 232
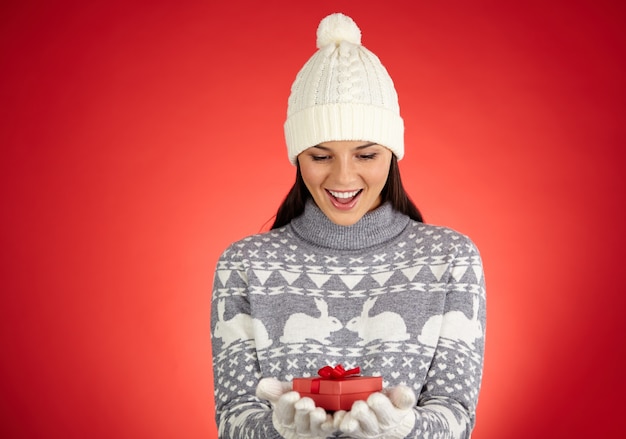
211, 13, 486, 439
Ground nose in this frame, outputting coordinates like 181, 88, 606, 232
331, 156, 357, 185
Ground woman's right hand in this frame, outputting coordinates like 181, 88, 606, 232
256, 378, 335, 439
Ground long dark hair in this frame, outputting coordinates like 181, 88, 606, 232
270, 155, 423, 229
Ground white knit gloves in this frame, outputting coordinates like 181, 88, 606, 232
333, 385, 417, 439
257, 378, 416, 439
256, 377, 334, 439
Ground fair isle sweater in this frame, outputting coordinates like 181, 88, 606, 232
211, 200, 486, 439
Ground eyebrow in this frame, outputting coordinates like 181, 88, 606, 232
312, 142, 378, 151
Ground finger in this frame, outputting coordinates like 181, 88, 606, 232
320, 413, 335, 434
309, 407, 334, 435
294, 396, 316, 412
332, 410, 347, 431
275, 391, 301, 425
256, 378, 290, 403
338, 411, 360, 434
367, 392, 400, 427
350, 399, 381, 434
387, 385, 416, 410
294, 397, 315, 432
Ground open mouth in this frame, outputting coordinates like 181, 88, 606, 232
326, 189, 363, 208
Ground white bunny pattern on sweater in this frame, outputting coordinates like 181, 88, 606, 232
211, 201, 486, 439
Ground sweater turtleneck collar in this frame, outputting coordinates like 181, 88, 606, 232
289, 199, 410, 251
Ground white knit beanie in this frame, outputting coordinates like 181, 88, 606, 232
284, 13, 404, 165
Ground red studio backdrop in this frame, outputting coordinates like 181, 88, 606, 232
1, 0, 624, 437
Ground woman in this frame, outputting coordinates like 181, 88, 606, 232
211, 13, 486, 439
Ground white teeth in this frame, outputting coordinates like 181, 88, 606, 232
329, 190, 360, 199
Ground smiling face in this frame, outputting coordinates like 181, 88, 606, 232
298, 140, 393, 226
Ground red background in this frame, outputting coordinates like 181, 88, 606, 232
1, 0, 625, 437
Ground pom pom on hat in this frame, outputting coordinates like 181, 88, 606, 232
284, 13, 404, 165
316, 13, 362, 48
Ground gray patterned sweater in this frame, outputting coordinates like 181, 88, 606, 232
211, 200, 486, 438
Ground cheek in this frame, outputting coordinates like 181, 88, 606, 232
369, 164, 391, 188
299, 168, 311, 186
299, 166, 322, 192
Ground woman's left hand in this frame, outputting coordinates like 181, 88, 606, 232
333, 385, 417, 439
256, 377, 334, 439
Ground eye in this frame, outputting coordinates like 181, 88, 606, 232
310, 154, 331, 162
358, 153, 377, 160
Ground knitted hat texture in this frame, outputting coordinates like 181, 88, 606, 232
284, 13, 404, 164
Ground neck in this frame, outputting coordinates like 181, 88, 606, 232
289, 200, 410, 250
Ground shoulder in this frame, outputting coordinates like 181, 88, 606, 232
217, 226, 293, 262
405, 220, 481, 258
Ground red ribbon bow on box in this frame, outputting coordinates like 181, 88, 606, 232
310, 364, 361, 393
318, 364, 360, 379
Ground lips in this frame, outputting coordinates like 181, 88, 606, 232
326, 189, 362, 209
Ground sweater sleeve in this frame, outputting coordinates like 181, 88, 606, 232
408, 235, 486, 439
210, 243, 283, 439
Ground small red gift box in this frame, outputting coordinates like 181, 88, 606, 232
292, 365, 382, 411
